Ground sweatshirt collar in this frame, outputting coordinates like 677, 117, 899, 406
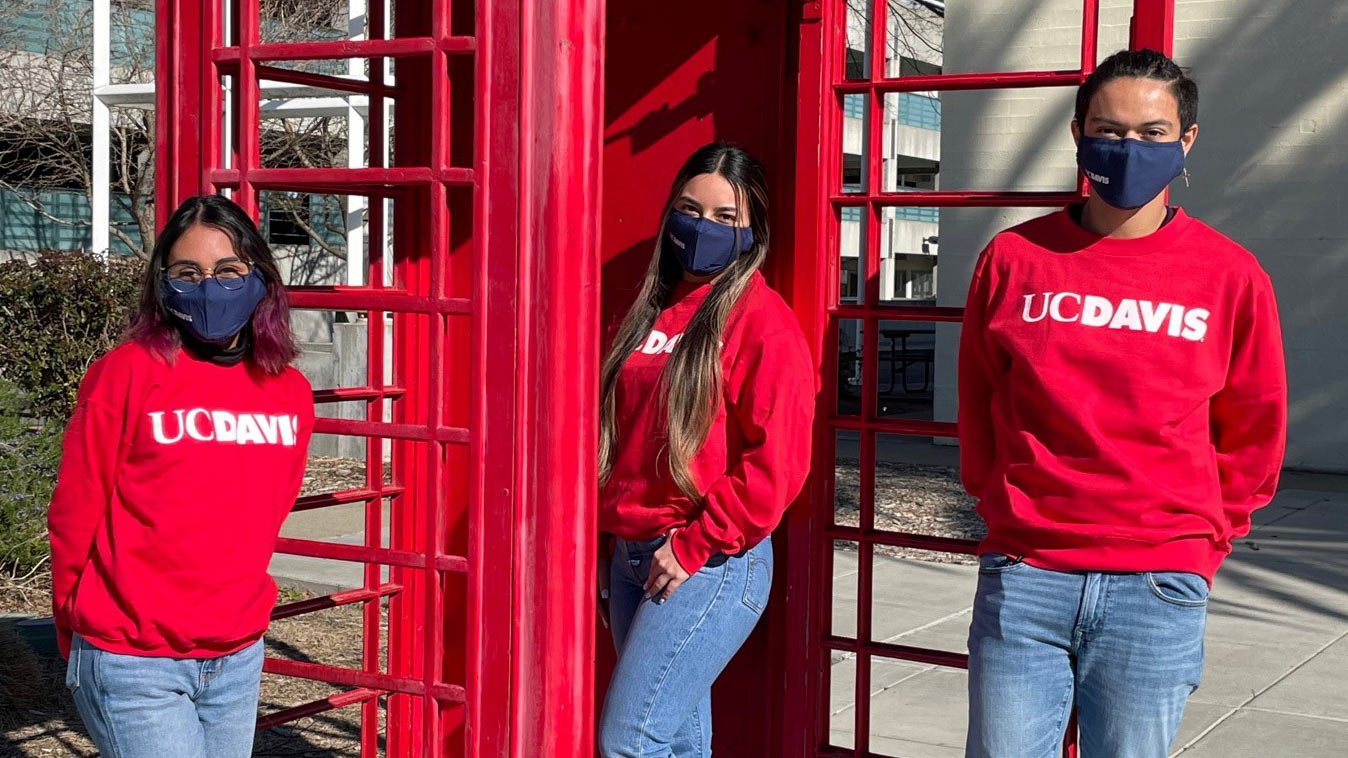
1052, 203, 1194, 256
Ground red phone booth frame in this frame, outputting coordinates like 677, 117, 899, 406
153, 0, 1175, 754
782, 1, 1175, 756
154, 0, 603, 756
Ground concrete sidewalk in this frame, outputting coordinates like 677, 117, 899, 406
270, 485, 1348, 756
829, 487, 1348, 757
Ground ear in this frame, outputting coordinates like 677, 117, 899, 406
1180, 122, 1199, 156
1070, 119, 1082, 146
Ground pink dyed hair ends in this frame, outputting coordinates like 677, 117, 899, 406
124, 195, 298, 373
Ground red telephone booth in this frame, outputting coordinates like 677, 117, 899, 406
154, 1, 1173, 756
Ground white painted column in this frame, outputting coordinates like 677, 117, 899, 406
345, 0, 367, 286
91, 0, 111, 259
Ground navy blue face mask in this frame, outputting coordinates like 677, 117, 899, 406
161, 272, 267, 343
1077, 135, 1186, 210
665, 211, 755, 276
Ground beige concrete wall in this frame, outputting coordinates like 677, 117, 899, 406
935, 0, 1347, 472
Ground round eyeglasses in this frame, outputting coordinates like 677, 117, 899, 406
162, 260, 254, 293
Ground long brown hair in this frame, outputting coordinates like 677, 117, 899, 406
598, 143, 771, 500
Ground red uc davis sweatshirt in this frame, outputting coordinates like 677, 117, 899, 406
599, 272, 817, 574
48, 341, 314, 658
958, 206, 1287, 583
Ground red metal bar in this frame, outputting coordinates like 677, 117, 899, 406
288, 287, 472, 315
264, 658, 466, 702
292, 487, 399, 512
211, 36, 472, 63
209, 167, 474, 192
825, 527, 977, 555
472, 0, 521, 752
1081, 0, 1100, 76
363, 11, 390, 756
275, 538, 467, 574
233, 0, 260, 215
274, 538, 428, 568
198, 0, 223, 196
830, 304, 964, 322
836, 69, 1086, 94
830, 191, 1082, 206
311, 417, 469, 444
507, 0, 602, 755
311, 386, 407, 403
256, 688, 383, 732
270, 583, 403, 621
434, 554, 470, 574
154, 0, 205, 216
822, 637, 969, 669
828, 417, 958, 439
421, 42, 450, 751
253, 64, 400, 99
1130, 0, 1175, 55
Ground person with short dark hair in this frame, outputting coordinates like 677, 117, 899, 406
959, 49, 1287, 757
48, 195, 315, 758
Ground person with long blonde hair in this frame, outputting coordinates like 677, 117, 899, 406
596, 142, 815, 757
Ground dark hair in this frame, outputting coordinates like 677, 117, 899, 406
1075, 49, 1198, 133
125, 195, 298, 373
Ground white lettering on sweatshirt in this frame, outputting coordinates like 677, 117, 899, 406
1021, 292, 1209, 342
636, 330, 684, 355
149, 409, 301, 446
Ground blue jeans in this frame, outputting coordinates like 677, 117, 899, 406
599, 535, 773, 758
66, 633, 265, 758
966, 554, 1208, 758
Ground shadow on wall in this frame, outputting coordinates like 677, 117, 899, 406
1171, 2, 1348, 473
936, 1, 1348, 472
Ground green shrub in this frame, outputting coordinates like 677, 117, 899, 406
0, 252, 142, 421
0, 381, 63, 575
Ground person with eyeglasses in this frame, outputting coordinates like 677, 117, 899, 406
47, 194, 315, 758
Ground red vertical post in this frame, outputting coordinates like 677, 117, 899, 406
782, 2, 830, 756
154, 0, 204, 222
509, 0, 603, 755
1130, 0, 1176, 55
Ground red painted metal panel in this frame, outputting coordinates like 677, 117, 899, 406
508, 0, 603, 755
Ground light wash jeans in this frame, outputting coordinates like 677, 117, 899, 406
66, 633, 264, 758
966, 553, 1209, 758
599, 534, 773, 758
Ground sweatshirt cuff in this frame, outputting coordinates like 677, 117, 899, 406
670, 523, 718, 576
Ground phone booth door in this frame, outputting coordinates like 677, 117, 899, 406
781, 1, 1175, 756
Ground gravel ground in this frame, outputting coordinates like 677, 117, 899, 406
833, 459, 985, 564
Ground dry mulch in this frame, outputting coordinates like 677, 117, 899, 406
833, 459, 985, 564
1, 456, 388, 758
1, 586, 381, 758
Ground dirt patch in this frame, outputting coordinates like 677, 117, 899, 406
833, 459, 985, 564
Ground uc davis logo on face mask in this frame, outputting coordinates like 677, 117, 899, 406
149, 409, 301, 446
1021, 292, 1210, 342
